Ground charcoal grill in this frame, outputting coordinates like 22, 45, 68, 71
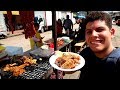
0, 59, 52, 79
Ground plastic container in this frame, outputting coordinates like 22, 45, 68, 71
49, 43, 54, 49
5, 46, 23, 56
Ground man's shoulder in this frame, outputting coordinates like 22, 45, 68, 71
68, 19, 73, 22
80, 47, 94, 57
110, 47, 120, 58
80, 47, 91, 53
107, 47, 120, 64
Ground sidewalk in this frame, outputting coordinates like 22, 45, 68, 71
7, 23, 79, 38
8, 29, 24, 37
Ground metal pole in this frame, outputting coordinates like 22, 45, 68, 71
52, 11, 58, 79
52, 11, 57, 51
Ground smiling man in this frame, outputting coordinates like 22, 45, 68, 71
79, 11, 120, 81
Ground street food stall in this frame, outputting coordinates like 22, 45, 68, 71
0, 11, 81, 79
0, 11, 53, 79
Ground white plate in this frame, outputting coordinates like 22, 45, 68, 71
49, 53, 85, 71
62, 36, 70, 40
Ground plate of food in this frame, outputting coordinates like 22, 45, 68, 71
49, 51, 85, 71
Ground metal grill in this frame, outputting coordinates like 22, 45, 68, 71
1, 61, 52, 79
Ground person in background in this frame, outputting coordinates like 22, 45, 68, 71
56, 19, 63, 37
63, 15, 73, 36
34, 17, 38, 23
79, 11, 120, 81
30, 23, 44, 50
77, 18, 86, 41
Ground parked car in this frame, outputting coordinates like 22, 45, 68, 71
0, 29, 9, 38
0, 11, 9, 39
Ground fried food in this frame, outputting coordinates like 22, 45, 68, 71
55, 51, 80, 69
57, 39, 64, 47
60, 59, 76, 69
55, 57, 66, 67
3, 55, 37, 76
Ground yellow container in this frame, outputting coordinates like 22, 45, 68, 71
0, 45, 5, 53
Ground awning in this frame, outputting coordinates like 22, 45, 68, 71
2, 11, 19, 15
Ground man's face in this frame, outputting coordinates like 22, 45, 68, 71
85, 20, 115, 53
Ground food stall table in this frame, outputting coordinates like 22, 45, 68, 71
44, 38, 73, 52
57, 39, 73, 52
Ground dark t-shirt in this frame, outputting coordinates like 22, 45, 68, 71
79, 47, 120, 81
63, 19, 73, 30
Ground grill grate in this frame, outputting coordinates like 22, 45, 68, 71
1, 61, 52, 79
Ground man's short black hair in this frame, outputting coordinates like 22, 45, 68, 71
85, 11, 112, 29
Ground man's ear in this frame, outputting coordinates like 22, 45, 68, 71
110, 28, 115, 38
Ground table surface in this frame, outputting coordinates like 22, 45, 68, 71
29, 47, 54, 58
44, 38, 73, 51
57, 39, 73, 50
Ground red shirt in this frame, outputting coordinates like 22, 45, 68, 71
56, 21, 63, 35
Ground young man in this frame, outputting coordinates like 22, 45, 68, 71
79, 11, 120, 81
